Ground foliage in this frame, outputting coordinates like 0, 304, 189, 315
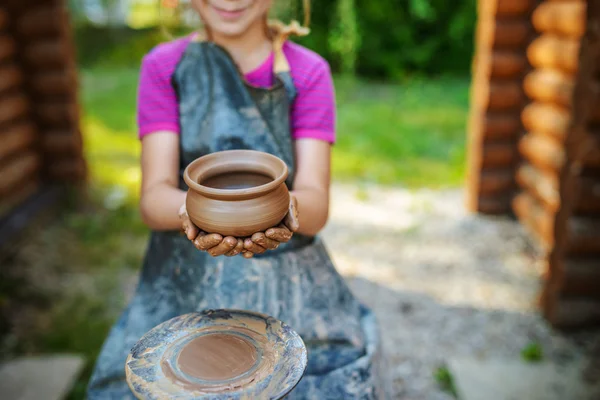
434, 365, 458, 398
521, 342, 544, 363
72, 0, 477, 78
294, 0, 477, 78
329, 0, 361, 75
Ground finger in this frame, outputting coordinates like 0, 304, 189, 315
244, 238, 267, 254
251, 232, 279, 250
182, 218, 199, 241
284, 212, 299, 233
193, 233, 223, 251
284, 197, 300, 232
242, 250, 254, 259
208, 236, 238, 257
265, 225, 293, 242
225, 239, 244, 257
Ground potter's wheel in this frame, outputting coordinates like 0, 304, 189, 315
125, 309, 307, 399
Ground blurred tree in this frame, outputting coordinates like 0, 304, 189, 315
73, 0, 477, 78
329, 0, 361, 75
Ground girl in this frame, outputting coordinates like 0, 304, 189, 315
88, 1, 386, 398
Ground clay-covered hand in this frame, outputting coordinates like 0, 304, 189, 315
242, 194, 300, 259
179, 204, 245, 257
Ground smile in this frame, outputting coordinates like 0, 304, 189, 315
211, 4, 248, 20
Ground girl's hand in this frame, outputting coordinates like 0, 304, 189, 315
243, 195, 299, 258
179, 204, 243, 257
179, 195, 299, 258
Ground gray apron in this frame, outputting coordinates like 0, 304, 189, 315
87, 37, 386, 399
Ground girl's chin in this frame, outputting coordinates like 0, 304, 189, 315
209, 24, 251, 38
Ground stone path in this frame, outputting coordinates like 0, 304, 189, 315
9, 182, 599, 400
448, 358, 600, 400
321, 183, 600, 399
0, 355, 84, 400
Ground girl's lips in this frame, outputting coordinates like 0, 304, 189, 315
211, 5, 247, 20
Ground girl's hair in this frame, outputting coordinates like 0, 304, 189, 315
159, 0, 311, 40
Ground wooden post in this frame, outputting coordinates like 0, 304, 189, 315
466, 0, 536, 214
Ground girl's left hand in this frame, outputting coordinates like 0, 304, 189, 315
241, 195, 299, 258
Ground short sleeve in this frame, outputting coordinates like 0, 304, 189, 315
137, 55, 180, 138
290, 60, 336, 144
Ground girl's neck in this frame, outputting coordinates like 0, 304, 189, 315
209, 20, 272, 74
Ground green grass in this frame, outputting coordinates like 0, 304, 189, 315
434, 365, 458, 398
80, 68, 469, 200
334, 76, 468, 187
521, 342, 544, 363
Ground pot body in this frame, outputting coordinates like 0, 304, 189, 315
186, 183, 289, 237
184, 150, 290, 237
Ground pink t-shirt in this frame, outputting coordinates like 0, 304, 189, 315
137, 35, 336, 143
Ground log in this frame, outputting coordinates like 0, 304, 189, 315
0, 94, 29, 126
558, 258, 600, 298
488, 81, 524, 110
0, 123, 36, 162
479, 169, 514, 195
23, 40, 69, 69
523, 69, 574, 107
476, 195, 512, 214
583, 135, 600, 167
30, 70, 76, 97
496, 0, 537, 17
521, 102, 571, 141
16, 5, 64, 38
490, 51, 527, 79
527, 34, 581, 74
47, 157, 86, 181
481, 141, 519, 168
515, 163, 560, 212
512, 191, 555, 249
0, 8, 9, 31
0, 151, 40, 195
567, 216, 600, 254
0, 64, 22, 94
545, 295, 600, 328
0, 35, 16, 62
36, 102, 78, 127
532, 1, 586, 38
478, 18, 531, 49
483, 113, 522, 139
518, 132, 565, 171
576, 176, 600, 213
0, 179, 40, 220
41, 131, 82, 155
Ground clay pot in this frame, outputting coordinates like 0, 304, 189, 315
184, 150, 290, 237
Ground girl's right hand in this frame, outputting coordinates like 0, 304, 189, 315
178, 204, 244, 257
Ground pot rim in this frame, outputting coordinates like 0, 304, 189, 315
183, 150, 289, 199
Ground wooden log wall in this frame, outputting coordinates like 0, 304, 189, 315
531, 0, 600, 329
0, 0, 85, 221
469, 0, 600, 328
466, 0, 537, 214
0, 7, 41, 220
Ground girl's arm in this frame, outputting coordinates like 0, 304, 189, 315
139, 131, 186, 230
290, 138, 331, 236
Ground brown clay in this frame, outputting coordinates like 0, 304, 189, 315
159, 326, 278, 394
177, 333, 258, 381
184, 150, 290, 237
